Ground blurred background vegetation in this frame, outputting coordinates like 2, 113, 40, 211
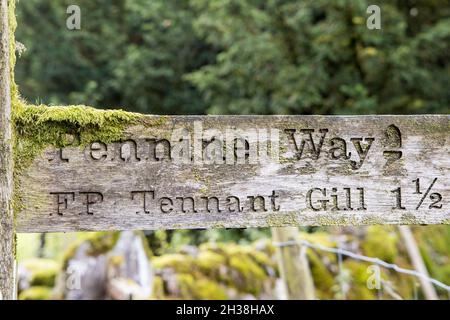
12, 0, 449, 300
16, 0, 450, 114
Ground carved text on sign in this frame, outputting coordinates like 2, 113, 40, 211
16, 115, 449, 232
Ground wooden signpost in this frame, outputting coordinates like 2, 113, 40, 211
0, 0, 448, 300
14, 115, 449, 232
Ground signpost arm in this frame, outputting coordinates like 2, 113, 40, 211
0, 0, 15, 300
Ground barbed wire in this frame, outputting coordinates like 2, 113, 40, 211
273, 239, 450, 293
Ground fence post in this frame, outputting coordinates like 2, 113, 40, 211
398, 226, 438, 300
272, 227, 315, 300
0, 0, 15, 300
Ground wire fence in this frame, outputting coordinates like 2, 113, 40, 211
273, 239, 450, 295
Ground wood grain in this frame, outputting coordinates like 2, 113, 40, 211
0, 0, 15, 299
15, 115, 449, 232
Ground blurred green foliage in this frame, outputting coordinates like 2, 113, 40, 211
15, 0, 450, 115
15, 0, 216, 114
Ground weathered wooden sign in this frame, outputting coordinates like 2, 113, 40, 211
1, 0, 449, 300
15, 115, 449, 232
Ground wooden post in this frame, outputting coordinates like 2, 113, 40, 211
0, 0, 15, 300
398, 226, 438, 300
272, 227, 315, 300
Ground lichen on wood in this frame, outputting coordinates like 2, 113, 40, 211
0, 0, 16, 300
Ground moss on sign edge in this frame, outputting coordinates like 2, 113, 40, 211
11, 104, 141, 217
13, 104, 140, 172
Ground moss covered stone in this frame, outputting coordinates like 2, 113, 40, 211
18, 286, 53, 300
196, 250, 227, 279
151, 275, 165, 299
152, 253, 196, 274
362, 226, 398, 263
344, 260, 377, 300
413, 226, 450, 293
306, 250, 335, 299
228, 255, 267, 295
61, 231, 121, 269
151, 242, 275, 299
176, 273, 228, 300
22, 258, 59, 287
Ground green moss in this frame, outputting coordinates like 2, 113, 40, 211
18, 286, 53, 300
153, 243, 274, 297
196, 251, 227, 278
85, 231, 121, 256
152, 275, 166, 299
61, 232, 120, 269
140, 115, 169, 128
228, 255, 267, 295
362, 226, 398, 263
61, 241, 80, 270
225, 244, 275, 270
22, 258, 59, 287
247, 249, 274, 269
152, 253, 196, 274
31, 269, 57, 287
200, 242, 274, 271
414, 226, 450, 256
414, 226, 450, 293
344, 261, 377, 300
306, 250, 335, 299
13, 104, 140, 172
150, 230, 170, 255
266, 212, 298, 227
176, 273, 228, 300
